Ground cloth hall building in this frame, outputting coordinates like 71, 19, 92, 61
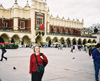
0, 0, 97, 47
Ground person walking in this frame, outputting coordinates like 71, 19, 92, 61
29, 45, 48, 81
0, 44, 7, 61
92, 43, 100, 81
89, 46, 92, 56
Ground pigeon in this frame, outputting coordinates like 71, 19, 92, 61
73, 57, 75, 59
13, 67, 16, 70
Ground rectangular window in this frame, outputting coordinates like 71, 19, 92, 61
70, 30, 73, 34
36, 17, 43, 29
60, 28, 62, 33
54, 28, 56, 32
20, 21, 25, 29
66, 29, 68, 34
4, 22, 8, 27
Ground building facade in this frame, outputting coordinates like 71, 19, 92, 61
0, 0, 97, 47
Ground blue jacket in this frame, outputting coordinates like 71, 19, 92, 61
92, 48, 100, 62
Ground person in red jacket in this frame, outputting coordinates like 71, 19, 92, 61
29, 45, 48, 81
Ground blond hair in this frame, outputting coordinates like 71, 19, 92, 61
33, 45, 40, 53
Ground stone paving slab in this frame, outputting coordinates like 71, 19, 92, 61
0, 48, 96, 81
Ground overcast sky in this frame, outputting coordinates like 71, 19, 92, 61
0, 0, 100, 27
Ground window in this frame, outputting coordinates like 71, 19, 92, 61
60, 28, 62, 33
36, 17, 43, 29
65, 29, 68, 34
4, 22, 8, 27
54, 28, 56, 32
37, 17, 42, 25
69, 28, 71, 32
20, 21, 25, 29
70, 30, 73, 34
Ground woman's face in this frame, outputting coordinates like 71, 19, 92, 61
35, 46, 40, 53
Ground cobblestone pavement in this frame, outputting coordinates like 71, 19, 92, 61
0, 48, 95, 81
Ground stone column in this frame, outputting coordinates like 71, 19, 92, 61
20, 38, 22, 45
8, 37, 12, 43
13, 18, 18, 30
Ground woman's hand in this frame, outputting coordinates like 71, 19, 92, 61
40, 56, 43, 59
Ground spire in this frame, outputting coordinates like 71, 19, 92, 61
26, 0, 29, 7
68, 17, 70, 20
0, 4, 4, 9
73, 18, 75, 21
62, 16, 65, 19
56, 15, 59, 18
15, 0, 17, 4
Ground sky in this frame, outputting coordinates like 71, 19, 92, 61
0, 0, 100, 27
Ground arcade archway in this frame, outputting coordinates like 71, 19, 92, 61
72, 38, 76, 45
66, 38, 71, 47
1, 34, 9, 43
83, 39, 87, 45
46, 37, 51, 47
35, 35, 43, 46
52, 37, 58, 44
59, 37, 65, 44
22, 35, 31, 47
92, 39, 96, 43
11, 35, 20, 44
78, 39, 82, 45
88, 39, 91, 43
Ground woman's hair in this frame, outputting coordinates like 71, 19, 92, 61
33, 45, 40, 52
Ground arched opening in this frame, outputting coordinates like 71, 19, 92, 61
78, 39, 82, 45
46, 37, 51, 47
52, 37, 58, 44
92, 39, 96, 43
22, 35, 31, 47
1, 34, 9, 43
66, 38, 71, 47
59, 37, 65, 44
83, 39, 87, 45
88, 39, 91, 43
11, 38, 14, 44
35, 35, 43, 46
11, 35, 20, 44
0, 37, 4, 43
72, 38, 76, 45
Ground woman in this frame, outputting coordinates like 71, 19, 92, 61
29, 45, 48, 81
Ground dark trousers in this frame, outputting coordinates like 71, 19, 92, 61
94, 61, 100, 81
1, 52, 7, 61
31, 71, 44, 81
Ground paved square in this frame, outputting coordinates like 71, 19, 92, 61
0, 48, 95, 81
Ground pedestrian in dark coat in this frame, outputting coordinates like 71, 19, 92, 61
0, 44, 7, 61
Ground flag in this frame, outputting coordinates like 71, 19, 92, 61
40, 24, 44, 30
